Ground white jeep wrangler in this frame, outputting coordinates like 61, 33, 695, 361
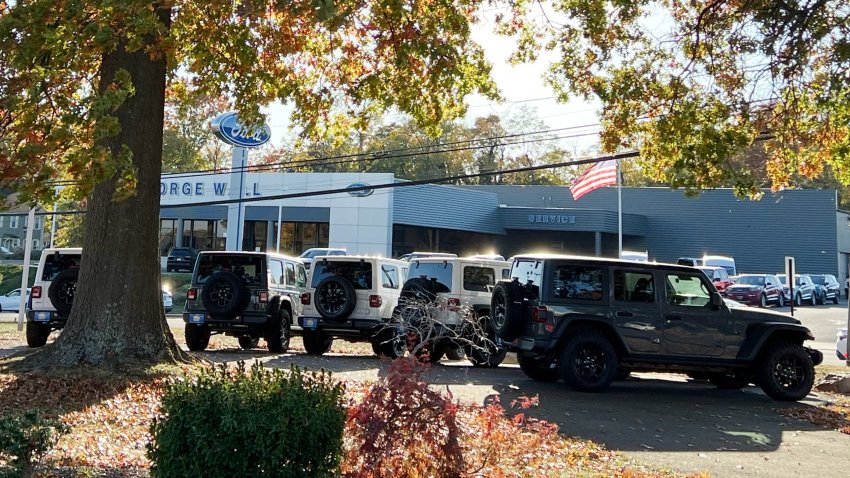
399, 257, 511, 366
26, 248, 82, 347
298, 255, 408, 356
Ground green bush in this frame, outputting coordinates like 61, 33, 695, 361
148, 362, 345, 478
0, 410, 68, 478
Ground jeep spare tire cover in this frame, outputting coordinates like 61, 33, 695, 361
48, 268, 79, 316
315, 275, 357, 321
201, 271, 250, 320
492, 281, 526, 341
399, 277, 444, 305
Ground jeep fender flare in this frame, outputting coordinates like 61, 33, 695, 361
554, 318, 628, 360
737, 323, 815, 362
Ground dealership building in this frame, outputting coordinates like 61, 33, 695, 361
156, 171, 850, 278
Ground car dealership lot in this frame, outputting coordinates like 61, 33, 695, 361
0, 303, 848, 477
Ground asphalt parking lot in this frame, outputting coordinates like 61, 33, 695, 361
1, 302, 847, 477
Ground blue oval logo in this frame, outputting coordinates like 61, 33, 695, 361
211, 112, 271, 148
346, 183, 374, 197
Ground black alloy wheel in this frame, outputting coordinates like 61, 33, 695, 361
238, 336, 259, 349
201, 271, 249, 319
314, 276, 356, 321
517, 353, 559, 382
48, 269, 79, 316
757, 342, 815, 401
265, 308, 291, 353
558, 329, 618, 392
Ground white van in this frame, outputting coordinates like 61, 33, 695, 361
620, 250, 649, 262
703, 255, 736, 276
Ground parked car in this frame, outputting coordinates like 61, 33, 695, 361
777, 274, 818, 306
166, 247, 198, 273
0, 288, 30, 313
397, 256, 511, 366
697, 266, 733, 295
495, 254, 822, 401
183, 251, 307, 352
806, 274, 840, 304
27, 248, 186, 347
724, 274, 785, 307
298, 255, 408, 356
0, 246, 13, 259
298, 248, 347, 270
838, 328, 847, 361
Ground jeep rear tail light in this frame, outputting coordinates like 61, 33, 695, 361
301, 292, 311, 305
31, 286, 41, 299
258, 290, 269, 303
187, 288, 197, 301
369, 295, 382, 308
531, 306, 548, 323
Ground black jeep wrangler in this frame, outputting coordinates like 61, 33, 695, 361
182, 251, 306, 353
492, 254, 823, 401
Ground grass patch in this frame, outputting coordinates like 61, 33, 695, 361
0, 265, 36, 296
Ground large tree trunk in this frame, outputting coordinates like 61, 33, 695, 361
18, 7, 191, 369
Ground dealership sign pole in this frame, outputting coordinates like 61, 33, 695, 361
210, 113, 271, 251
785, 256, 795, 318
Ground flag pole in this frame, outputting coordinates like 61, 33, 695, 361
617, 158, 622, 258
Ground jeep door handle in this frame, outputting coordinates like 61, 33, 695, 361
615, 311, 634, 318
666, 314, 682, 321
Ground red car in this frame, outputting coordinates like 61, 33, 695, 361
698, 266, 733, 295
724, 274, 785, 307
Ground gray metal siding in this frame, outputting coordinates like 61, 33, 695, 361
467, 186, 840, 276
393, 184, 504, 235
499, 207, 647, 235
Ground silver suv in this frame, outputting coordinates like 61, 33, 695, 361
183, 251, 307, 352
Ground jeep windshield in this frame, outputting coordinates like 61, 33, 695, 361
407, 261, 453, 291
735, 276, 765, 286
311, 261, 373, 290
195, 254, 264, 285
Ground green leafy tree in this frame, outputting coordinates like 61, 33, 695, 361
502, 0, 850, 196
0, 0, 496, 368
162, 81, 230, 173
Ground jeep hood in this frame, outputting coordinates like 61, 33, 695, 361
730, 307, 800, 325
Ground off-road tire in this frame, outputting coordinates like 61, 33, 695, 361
445, 345, 466, 360
185, 324, 211, 351
465, 316, 507, 368
25, 322, 50, 348
708, 371, 751, 390
517, 353, 559, 382
201, 271, 250, 319
756, 341, 815, 401
303, 330, 333, 355
373, 329, 407, 359
48, 268, 79, 316
264, 308, 291, 353
238, 336, 259, 349
492, 281, 527, 341
558, 328, 618, 392
314, 276, 357, 321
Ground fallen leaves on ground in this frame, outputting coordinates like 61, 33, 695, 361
778, 392, 850, 435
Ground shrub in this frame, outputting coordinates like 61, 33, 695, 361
343, 357, 465, 478
0, 410, 68, 478
148, 362, 345, 478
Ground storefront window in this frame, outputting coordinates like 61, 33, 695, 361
275, 222, 329, 256
159, 219, 176, 256
243, 221, 268, 252
183, 219, 216, 251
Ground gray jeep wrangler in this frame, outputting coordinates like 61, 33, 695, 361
493, 254, 823, 401
182, 251, 306, 352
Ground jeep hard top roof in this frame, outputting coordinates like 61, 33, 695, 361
509, 253, 699, 273
410, 256, 510, 267
196, 250, 303, 263
311, 254, 407, 266
40, 247, 82, 255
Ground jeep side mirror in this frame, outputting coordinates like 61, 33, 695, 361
710, 291, 723, 309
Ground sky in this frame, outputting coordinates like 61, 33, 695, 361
261, 9, 603, 150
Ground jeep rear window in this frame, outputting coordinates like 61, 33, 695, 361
170, 249, 192, 257
463, 266, 495, 292
407, 262, 453, 290
551, 265, 604, 301
511, 260, 542, 286
195, 255, 264, 285
41, 254, 81, 281
311, 261, 373, 290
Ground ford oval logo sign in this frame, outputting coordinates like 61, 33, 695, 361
211, 112, 271, 148
346, 183, 374, 197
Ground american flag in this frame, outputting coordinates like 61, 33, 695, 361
570, 159, 618, 200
